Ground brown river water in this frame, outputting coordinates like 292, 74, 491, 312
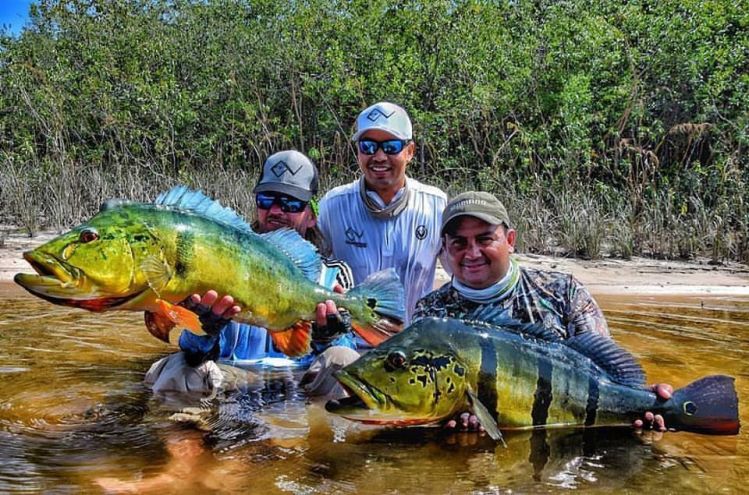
0, 283, 746, 494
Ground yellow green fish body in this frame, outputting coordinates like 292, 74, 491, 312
15, 187, 404, 354
327, 309, 739, 438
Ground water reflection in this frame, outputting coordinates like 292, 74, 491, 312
0, 284, 746, 493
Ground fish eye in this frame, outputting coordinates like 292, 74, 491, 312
79, 229, 99, 243
386, 351, 407, 370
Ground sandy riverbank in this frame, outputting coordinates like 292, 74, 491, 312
3, 228, 749, 296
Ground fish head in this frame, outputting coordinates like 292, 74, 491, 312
326, 319, 469, 425
14, 202, 160, 311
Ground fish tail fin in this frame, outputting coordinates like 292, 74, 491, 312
665, 375, 740, 435
270, 321, 313, 357
154, 299, 204, 335
345, 269, 405, 346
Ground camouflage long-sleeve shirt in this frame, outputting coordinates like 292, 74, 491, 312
412, 265, 609, 339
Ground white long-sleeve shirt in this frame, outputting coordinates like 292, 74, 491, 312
318, 177, 447, 324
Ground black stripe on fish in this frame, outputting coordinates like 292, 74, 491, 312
478, 338, 498, 422
584, 374, 600, 426
175, 230, 194, 277
531, 358, 553, 426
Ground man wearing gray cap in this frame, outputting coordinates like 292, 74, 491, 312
413, 191, 672, 432
318, 102, 447, 325
145, 150, 358, 396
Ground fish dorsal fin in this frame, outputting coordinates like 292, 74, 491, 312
463, 305, 564, 343
464, 305, 646, 387
155, 186, 252, 233
565, 332, 645, 387
260, 229, 321, 283
566, 332, 646, 387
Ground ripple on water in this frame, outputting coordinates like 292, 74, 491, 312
0, 289, 747, 493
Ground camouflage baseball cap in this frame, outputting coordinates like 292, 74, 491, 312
440, 191, 511, 235
351, 102, 413, 141
253, 150, 318, 202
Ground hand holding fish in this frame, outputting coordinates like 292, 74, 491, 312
315, 283, 344, 327
443, 382, 675, 435
313, 284, 353, 343
634, 383, 674, 432
181, 290, 242, 333
443, 412, 484, 434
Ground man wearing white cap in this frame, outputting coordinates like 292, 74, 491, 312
318, 102, 447, 325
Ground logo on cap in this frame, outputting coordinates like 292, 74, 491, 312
366, 108, 396, 122
271, 160, 303, 177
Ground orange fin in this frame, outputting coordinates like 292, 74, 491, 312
144, 310, 176, 343
351, 318, 403, 347
269, 321, 313, 357
154, 298, 203, 334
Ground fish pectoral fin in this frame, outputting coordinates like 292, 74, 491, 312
269, 322, 312, 357
140, 256, 173, 295
467, 389, 506, 447
144, 310, 176, 343
154, 299, 204, 335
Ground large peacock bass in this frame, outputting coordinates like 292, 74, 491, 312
327, 307, 739, 440
15, 186, 404, 355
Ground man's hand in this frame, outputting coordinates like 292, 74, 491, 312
443, 412, 484, 434
633, 383, 673, 432
312, 284, 351, 343
180, 290, 241, 335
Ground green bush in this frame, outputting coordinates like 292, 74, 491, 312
1, 0, 747, 261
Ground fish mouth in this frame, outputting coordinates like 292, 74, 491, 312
327, 370, 385, 412
22, 250, 80, 284
325, 371, 434, 426
14, 250, 144, 311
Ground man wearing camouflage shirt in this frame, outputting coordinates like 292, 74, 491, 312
413, 191, 671, 432
413, 191, 608, 339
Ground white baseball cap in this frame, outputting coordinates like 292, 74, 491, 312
351, 102, 413, 141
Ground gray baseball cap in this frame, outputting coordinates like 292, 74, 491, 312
351, 101, 413, 141
440, 191, 511, 235
253, 150, 318, 202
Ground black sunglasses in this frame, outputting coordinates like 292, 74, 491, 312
255, 192, 307, 213
358, 139, 409, 156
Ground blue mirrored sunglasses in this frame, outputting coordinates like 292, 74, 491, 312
255, 192, 307, 213
358, 139, 409, 156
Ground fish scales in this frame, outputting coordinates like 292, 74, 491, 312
328, 315, 740, 436
472, 330, 608, 428
15, 187, 405, 355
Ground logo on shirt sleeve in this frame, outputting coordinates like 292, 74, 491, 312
415, 224, 428, 240
345, 227, 367, 248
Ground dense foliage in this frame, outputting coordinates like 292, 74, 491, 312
1, 0, 748, 261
